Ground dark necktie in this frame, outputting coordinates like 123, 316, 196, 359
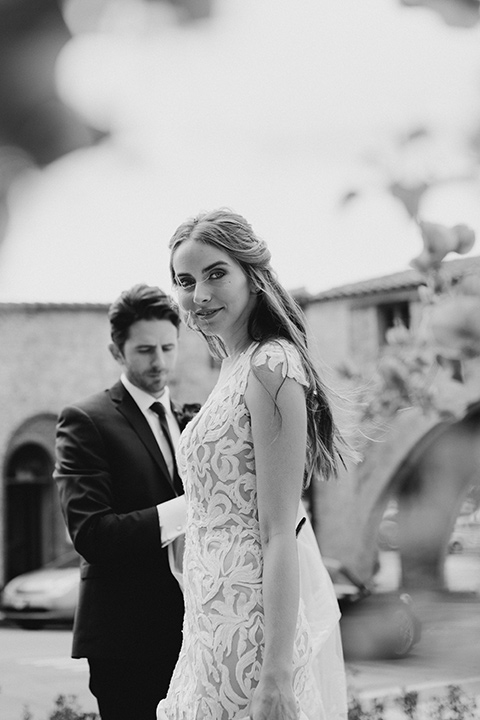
150, 402, 183, 496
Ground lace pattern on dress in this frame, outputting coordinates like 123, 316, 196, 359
251, 339, 308, 389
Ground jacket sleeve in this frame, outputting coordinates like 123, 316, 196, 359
54, 403, 162, 566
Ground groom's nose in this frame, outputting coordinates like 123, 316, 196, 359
151, 348, 166, 369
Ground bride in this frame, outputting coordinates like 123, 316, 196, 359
157, 209, 348, 720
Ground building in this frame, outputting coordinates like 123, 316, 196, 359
304, 255, 480, 372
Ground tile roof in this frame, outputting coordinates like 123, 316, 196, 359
310, 255, 480, 302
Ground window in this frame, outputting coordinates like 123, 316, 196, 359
377, 301, 410, 345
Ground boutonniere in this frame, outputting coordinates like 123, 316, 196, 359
178, 403, 201, 428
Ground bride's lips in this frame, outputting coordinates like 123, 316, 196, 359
195, 308, 222, 320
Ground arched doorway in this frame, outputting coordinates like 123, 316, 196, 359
3, 414, 68, 582
5, 444, 54, 580
314, 402, 480, 591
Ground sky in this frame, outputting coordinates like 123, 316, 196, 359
1, 0, 480, 303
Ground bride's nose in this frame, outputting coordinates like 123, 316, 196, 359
193, 281, 211, 304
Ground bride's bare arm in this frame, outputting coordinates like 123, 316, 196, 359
245, 361, 307, 720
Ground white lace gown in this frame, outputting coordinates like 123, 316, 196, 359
157, 340, 348, 720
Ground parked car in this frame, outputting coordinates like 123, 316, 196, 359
448, 510, 480, 554
325, 559, 421, 660
0, 550, 80, 629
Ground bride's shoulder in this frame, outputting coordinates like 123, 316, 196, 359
250, 339, 308, 387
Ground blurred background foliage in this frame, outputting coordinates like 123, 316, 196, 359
1, 0, 480, 297
1, 0, 480, 218
340, 229, 480, 427
400, 0, 480, 28
0, 0, 213, 241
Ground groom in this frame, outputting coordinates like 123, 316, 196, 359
55, 284, 196, 720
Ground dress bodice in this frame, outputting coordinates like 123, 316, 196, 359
177, 339, 308, 538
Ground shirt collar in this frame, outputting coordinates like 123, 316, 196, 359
120, 373, 172, 415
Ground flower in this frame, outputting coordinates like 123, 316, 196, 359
430, 296, 480, 358
410, 221, 475, 273
178, 403, 201, 427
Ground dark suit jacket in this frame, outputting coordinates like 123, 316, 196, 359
54, 381, 185, 664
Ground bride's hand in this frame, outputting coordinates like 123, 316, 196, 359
249, 676, 298, 720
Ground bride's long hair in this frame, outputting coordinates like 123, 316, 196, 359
169, 208, 346, 484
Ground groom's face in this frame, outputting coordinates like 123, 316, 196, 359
113, 318, 179, 397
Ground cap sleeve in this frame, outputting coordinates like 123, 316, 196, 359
251, 340, 309, 388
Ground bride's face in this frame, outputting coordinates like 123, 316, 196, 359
172, 239, 257, 346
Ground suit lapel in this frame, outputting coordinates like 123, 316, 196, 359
109, 382, 178, 493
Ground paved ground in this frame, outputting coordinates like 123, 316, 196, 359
1, 549, 479, 718
1, 596, 478, 719
0, 625, 96, 720
347, 592, 480, 717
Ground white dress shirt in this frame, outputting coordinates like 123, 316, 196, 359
120, 374, 186, 549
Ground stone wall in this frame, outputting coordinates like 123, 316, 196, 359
304, 298, 352, 375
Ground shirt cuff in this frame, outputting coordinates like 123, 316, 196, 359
157, 495, 186, 547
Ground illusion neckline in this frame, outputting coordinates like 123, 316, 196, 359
217, 342, 257, 382
223, 340, 257, 364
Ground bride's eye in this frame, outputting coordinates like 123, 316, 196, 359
209, 269, 226, 281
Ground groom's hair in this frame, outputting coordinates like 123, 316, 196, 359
108, 283, 180, 351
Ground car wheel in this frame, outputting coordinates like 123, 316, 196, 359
17, 620, 45, 630
389, 606, 417, 658
448, 540, 463, 554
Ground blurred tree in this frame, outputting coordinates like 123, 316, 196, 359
400, 0, 480, 27
348, 222, 479, 425
0, 0, 102, 166
0, 0, 214, 244
0, 0, 213, 166
163, 0, 212, 22
340, 122, 479, 225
